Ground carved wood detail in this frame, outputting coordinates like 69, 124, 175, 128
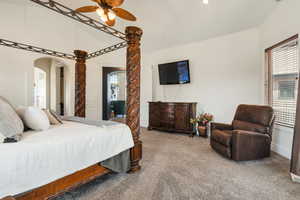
126, 26, 143, 172
74, 50, 88, 117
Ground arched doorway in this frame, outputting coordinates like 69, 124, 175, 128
34, 57, 67, 115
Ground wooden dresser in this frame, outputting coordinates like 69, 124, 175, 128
148, 102, 197, 134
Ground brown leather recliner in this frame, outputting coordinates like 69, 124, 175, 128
210, 104, 275, 161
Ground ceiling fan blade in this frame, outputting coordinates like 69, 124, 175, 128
75, 6, 98, 13
112, 8, 136, 21
106, 19, 116, 26
105, 0, 124, 7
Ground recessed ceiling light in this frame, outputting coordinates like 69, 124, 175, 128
203, 0, 209, 4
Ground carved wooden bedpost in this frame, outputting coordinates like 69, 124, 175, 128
126, 26, 143, 172
74, 50, 88, 117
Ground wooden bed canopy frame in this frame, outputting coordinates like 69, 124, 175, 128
1, 0, 142, 199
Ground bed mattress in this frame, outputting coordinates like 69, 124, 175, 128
0, 121, 134, 198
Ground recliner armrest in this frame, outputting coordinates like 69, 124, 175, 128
211, 122, 233, 130
231, 130, 271, 161
232, 130, 270, 139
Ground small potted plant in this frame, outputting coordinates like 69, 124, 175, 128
198, 113, 213, 137
190, 113, 214, 137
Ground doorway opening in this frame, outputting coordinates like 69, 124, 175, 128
34, 57, 67, 115
102, 67, 126, 122
34, 67, 47, 109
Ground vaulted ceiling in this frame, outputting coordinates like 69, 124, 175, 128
58, 0, 279, 52
3, 0, 280, 53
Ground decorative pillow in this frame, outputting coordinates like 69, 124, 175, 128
23, 107, 50, 131
16, 106, 31, 131
0, 96, 24, 139
42, 109, 62, 125
0, 132, 5, 143
49, 109, 63, 124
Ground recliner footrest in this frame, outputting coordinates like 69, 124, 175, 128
210, 140, 231, 159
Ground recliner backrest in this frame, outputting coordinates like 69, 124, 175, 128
232, 120, 267, 134
232, 104, 274, 135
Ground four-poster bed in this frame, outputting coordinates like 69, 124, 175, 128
0, 0, 142, 199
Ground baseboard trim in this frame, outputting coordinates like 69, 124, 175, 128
291, 173, 300, 183
271, 143, 290, 159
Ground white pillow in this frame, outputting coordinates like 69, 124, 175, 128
23, 107, 50, 131
0, 96, 24, 138
42, 109, 62, 125
16, 106, 30, 130
0, 132, 5, 143
16, 106, 26, 118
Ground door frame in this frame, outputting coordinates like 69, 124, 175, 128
102, 67, 125, 120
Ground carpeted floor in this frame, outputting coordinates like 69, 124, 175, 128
54, 128, 300, 200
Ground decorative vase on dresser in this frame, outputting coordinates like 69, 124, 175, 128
148, 102, 197, 135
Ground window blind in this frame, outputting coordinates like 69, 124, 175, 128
268, 39, 299, 127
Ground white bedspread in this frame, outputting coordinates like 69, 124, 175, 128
0, 121, 134, 198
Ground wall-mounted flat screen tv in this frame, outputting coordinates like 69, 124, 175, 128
158, 60, 190, 85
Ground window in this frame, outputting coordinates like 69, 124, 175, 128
265, 35, 299, 127
279, 80, 296, 99
108, 72, 119, 101
108, 71, 126, 101
34, 67, 47, 109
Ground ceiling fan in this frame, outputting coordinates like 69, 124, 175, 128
75, 0, 137, 26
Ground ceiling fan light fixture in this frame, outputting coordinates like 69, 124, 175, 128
108, 10, 116, 20
100, 14, 108, 22
75, 0, 137, 26
96, 7, 104, 17
203, 0, 209, 4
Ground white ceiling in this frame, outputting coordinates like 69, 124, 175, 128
51, 0, 279, 52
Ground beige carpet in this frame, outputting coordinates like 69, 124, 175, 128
55, 128, 300, 200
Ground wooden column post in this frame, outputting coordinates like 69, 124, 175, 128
126, 26, 143, 172
74, 50, 88, 117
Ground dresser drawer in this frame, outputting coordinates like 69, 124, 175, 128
148, 102, 197, 134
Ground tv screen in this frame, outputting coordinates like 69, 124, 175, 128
158, 60, 190, 85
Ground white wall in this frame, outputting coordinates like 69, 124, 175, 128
85, 49, 153, 127
150, 28, 261, 123
260, 0, 300, 159
0, 0, 297, 159
0, 0, 114, 117
0, 1, 152, 126
0, 47, 75, 116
